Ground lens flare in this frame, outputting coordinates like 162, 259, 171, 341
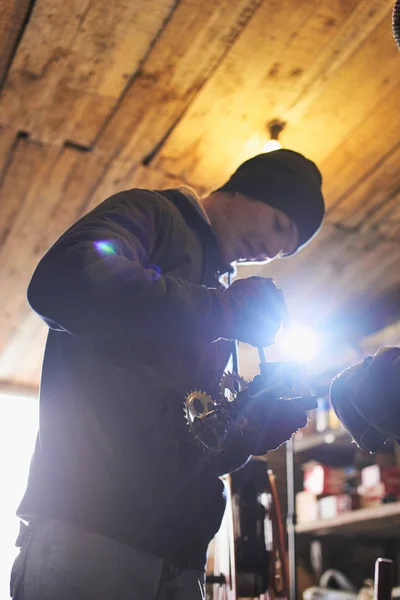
277, 325, 319, 362
263, 139, 282, 153
94, 240, 117, 256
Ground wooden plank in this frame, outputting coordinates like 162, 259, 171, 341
380, 197, 400, 241
14, 322, 47, 386
290, 147, 400, 293
340, 244, 399, 308
331, 148, 400, 227
155, 2, 395, 187
292, 213, 399, 302
320, 88, 400, 213
0, 0, 176, 145
296, 501, 400, 536
293, 239, 400, 325
384, 196, 400, 240
0, 125, 18, 178
319, 146, 400, 304
129, 165, 192, 191
0, 311, 45, 382
0, 145, 107, 353
283, 0, 395, 125
280, 12, 399, 163
361, 319, 400, 354
18, 321, 48, 385
278, 238, 399, 325
0, 136, 55, 246
154, 0, 324, 185
5, 0, 91, 76
82, 161, 190, 215
0, 379, 38, 398
288, 146, 400, 295
83, 158, 141, 214
96, 0, 263, 161
343, 191, 399, 243
0, 0, 32, 84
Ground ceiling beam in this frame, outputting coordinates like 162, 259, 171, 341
0, 380, 38, 398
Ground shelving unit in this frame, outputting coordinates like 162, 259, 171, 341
289, 425, 400, 598
296, 502, 400, 537
294, 428, 353, 453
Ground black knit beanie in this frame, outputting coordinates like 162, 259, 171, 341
218, 149, 325, 253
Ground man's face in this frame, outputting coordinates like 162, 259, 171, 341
217, 192, 299, 265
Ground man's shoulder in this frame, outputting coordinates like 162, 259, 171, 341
90, 187, 209, 240
121, 187, 206, 230
100, 187, 174, 209
104, 187, 191, 214
86, 188, 180, 226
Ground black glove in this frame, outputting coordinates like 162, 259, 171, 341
218, 276, 287, 347
330, 346, 400, 452
240, 387, 308, 455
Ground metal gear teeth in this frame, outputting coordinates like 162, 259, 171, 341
220, 371, 248, 400
183, 389, 213, 442
183, 389, 228, 456
220, 371, 249, 385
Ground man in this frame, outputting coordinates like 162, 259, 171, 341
330, 346, 400, 452
11, 149, 325, 600
330, 0, 400, 452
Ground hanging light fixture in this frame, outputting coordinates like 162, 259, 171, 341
263, 119, 286, 153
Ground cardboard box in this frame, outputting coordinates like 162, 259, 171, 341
318, 494, 352, 520
358, 483, 385, 508
296, 491, 319, 523
303, 464, 346, 496
361, 465, 400, 499
361, 464, 381, 489
382, 467, 400, 497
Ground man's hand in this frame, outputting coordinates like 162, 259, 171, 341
242, 392, 308, 455
330, 347, 400, 451
219, 276, 287, 347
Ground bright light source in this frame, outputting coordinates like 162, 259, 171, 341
0, 394, 38, 599
324, 433, 336, 444
263, 139, 281, 153
276, 325, 319, 362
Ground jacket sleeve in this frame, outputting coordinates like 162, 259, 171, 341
27, 190, 224, 342
213, 438, 252, 477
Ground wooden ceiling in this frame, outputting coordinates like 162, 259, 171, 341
0, 0, 399, 394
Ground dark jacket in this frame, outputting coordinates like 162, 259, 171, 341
19, 188, 252, 567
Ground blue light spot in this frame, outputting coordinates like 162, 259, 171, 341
94, 240, 117, 256
147, 264, 162, 281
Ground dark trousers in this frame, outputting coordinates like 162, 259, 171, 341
10, 518, 205, 600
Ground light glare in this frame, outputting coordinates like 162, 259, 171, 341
277, 325, 319, 362
94, 240, 116, 256
263, 139, 281, 153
